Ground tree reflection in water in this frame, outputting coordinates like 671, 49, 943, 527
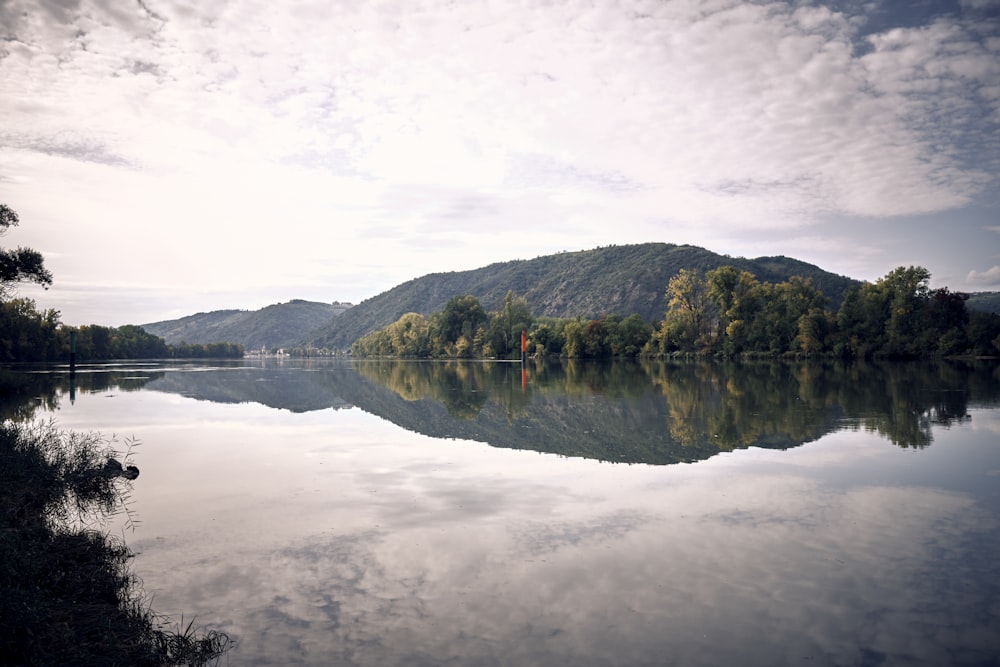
4, 358, 998, 464
352, 358, 999, 459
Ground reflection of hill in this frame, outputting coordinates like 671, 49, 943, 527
144, 366, 354, 413
3, 359, 998, 466
353, 374, 813, 465
349, 359, 1000, 463
348, 360, 836, 465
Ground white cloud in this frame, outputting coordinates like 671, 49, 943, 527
1, 0, 998, 323
966, 266, 1000, 287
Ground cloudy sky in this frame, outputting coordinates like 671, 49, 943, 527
1, 0, 998, 326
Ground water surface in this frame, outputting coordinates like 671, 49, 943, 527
3, 358, 999, 666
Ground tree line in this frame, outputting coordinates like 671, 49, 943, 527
0, 298, 244, 362
0, 203, 243, 362
353, 267, 1000, 359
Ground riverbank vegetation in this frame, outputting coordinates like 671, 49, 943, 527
353, 267, 1000, 360
0, 420, 233, 665
0, 298, 244, 362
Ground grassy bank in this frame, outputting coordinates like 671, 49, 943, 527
0, 420, 232, 666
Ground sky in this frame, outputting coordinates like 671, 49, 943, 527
1, 0, 999, 326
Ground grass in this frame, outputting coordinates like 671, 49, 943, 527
0, 420, 234, 666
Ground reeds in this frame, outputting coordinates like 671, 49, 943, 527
0, 420, 234, 666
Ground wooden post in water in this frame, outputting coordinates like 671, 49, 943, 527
69, 329, 76, 376
69, 329, 77, 403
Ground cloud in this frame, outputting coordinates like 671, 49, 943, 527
1, 133, 135, 166
966, 265, 1000, 286
2, 0, 999, 322
5, 0, 996, 215
959, 0, 1000, 10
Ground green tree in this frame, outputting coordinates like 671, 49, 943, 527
109, 325, 169, 359
835, 283, 887, 357
794, 309, 834, 355
660, 269, 711, 352
0, 298, 61, 361
967, 311, 1000, 356
485, 291, 533, 358
706, 267, 761, 354
759, 277, 829, 353
562, 319, 585, 358
528, 319, 565, 356
608, 313, 652, 357
881, 266, 932, 355
833, 266, 972, 358
582, 318, 611, 358
1, 204, 52, 299
922, 288, 969, 354
387, 312, 431, 357
433, 295, 489, 349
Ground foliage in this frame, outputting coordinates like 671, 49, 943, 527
354, 293, 654, 360
0, 203, 53, 299
0, 299, 243, 362
654, 268, 714, 353
0, 421, 233, 665
483, 291, 533, 358
352, 264, 999, 360
654, 265, 995, 359
834, 267, 975, 358
310, 243, 860, 350
74, 324, 171, 360
434, 294, 489, 357
0, 298, 62, 362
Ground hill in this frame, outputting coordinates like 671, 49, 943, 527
142, 300, 351, 350
967, 292, 1000, 315
305, 243, 860, 350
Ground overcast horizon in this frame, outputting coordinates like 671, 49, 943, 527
2, 0, 999, 327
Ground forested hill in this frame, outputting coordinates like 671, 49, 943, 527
968, 292, 1000, 314
142, 299, 351, 350
306, 243, 860, 351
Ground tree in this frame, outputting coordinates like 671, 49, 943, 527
485, 291, 533, 358
582, 318, 611, 358
608, 313, 652, 356
835, 283, 887, 357
1, 204, 52, 299
0, 298, 61, 361
881, 266, 931, 355
706, 267, 761, 354
387, 312, 431, 357
661, 269, 711, 352
967, 311, 1000, 356
562, 319, 585, 358
433, 295, 489, 348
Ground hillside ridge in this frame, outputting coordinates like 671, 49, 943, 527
142, 299, 351, 349
305, 242, 861, 350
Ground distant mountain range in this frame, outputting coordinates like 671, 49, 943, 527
142, 299, 352, 350
139, 243, 999, 352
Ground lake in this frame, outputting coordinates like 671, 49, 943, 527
3, 358, 1000, 666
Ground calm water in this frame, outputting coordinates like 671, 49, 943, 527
3, 358, 1000, 666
